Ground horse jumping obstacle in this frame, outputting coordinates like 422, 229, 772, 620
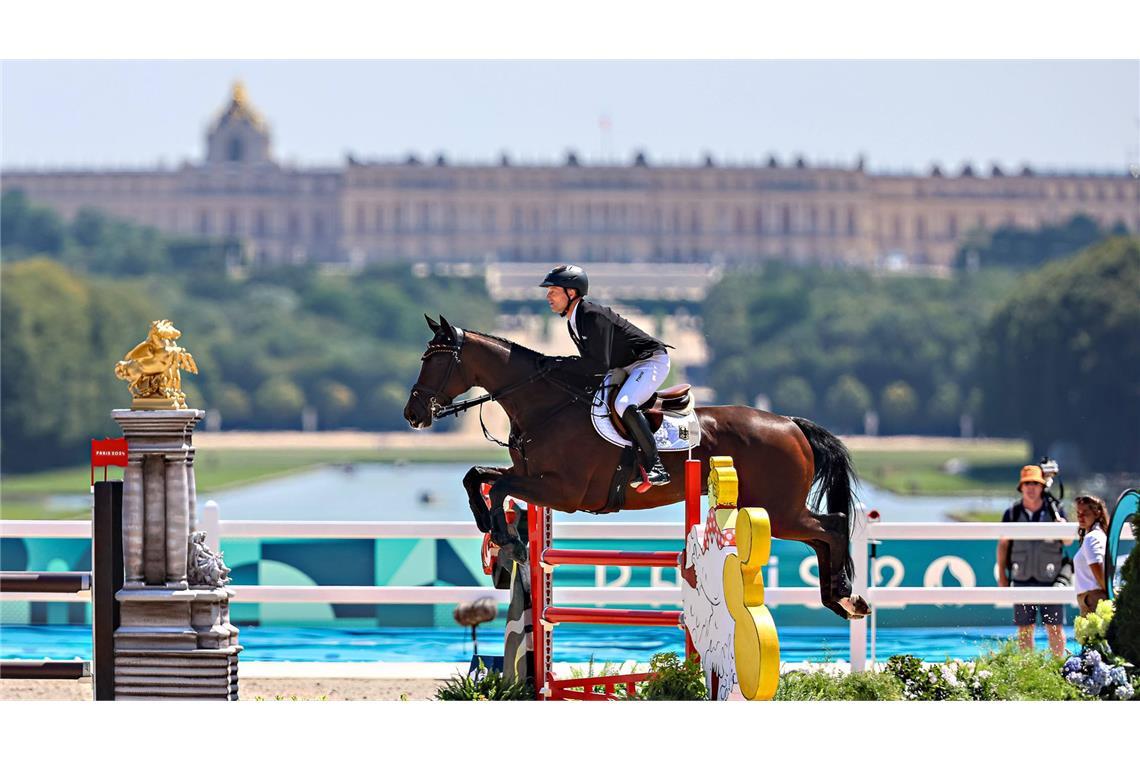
505, 457, 779, 700
0, 481, 122, 700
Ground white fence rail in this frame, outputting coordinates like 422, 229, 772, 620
3, 506, 1132, 672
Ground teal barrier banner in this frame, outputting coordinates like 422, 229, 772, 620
5, 532, 1132, 627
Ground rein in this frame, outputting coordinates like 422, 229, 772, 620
431, 369, 553, 419
418, 331, 597, 455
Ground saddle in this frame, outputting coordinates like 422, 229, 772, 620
605, 367, 694, 439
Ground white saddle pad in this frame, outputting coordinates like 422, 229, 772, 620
589, 372, 702, 451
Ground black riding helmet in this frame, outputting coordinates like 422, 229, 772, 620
540, 265, 589, 316
540, 264, 588, 296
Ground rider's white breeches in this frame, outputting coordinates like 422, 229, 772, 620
614, 351, 671, 417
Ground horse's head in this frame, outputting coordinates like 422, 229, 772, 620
404, 314, 470, 429
149, 319, 181, 345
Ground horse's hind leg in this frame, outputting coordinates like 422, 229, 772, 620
806, 538, 852, 619
778, 511, 867, 620
815, 512, 870, 619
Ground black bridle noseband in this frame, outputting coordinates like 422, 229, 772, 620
411, 328, 467, 420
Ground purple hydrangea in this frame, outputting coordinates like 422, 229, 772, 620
1062, 657, 1082, 675
1114, 683, 1135, 701
1082, 649, 1102, 669
1088, 663, 1110, 689
1109, 667, 1128, 687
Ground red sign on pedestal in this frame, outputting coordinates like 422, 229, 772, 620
91, 437, 128, 486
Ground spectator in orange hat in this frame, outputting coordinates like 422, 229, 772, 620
996, 464, 1068, 656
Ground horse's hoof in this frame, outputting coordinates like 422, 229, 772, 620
839, 595, 871, 618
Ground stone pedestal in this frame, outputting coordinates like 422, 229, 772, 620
112, 409, 241, 700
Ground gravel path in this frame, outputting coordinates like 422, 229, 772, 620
0, 678, 445, 701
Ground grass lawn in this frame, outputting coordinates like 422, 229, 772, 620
1, 447, 512, 520
2, 439, 1027, 520
848, 440, 1030, 497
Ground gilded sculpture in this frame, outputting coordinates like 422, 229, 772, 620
114, 319, 199, 410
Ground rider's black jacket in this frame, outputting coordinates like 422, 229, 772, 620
551, 299, 670, 380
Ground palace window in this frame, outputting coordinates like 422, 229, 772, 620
846, 207, 857, 236
781, 205, 792, 235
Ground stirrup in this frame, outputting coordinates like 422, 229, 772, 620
631, 461, 671, 491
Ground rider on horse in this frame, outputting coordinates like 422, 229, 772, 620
539, 264, 674, 488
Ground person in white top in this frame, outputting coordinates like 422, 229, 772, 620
1073, 494, 1111, 615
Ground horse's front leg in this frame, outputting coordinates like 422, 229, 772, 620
461, 465, 508, 533
487, 474, 558, 564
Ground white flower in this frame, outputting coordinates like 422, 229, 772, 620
977, 670, 991, 680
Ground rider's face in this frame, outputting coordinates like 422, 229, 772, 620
546, 286, 571, 315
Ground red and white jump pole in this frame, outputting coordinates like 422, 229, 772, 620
527, 458, 703, 700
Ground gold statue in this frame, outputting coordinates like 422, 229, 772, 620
115, 319, 199, 410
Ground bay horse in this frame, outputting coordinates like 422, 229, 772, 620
404, 315, 870, 620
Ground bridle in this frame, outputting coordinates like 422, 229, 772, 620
411, 325, 603, 464
410, 328, 466, 420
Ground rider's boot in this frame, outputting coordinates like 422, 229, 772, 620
621, 407, 671, 487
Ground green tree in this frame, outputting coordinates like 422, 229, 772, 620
956, 214, 1112, 270
215, 384, 253, 428
879, 381, 918, 434
772, 376, 816, 417
254, 377, 306, 429
926, 381, 963, 435
313, 380, 357, 429
825, 375, 872, 433
978, 236, 1140, 470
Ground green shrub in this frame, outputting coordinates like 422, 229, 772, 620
434, 663, 533, 701
973, 640, 1088, 701
775, 668, 903, 701
884, 655, 996, 700
633, 652, 707, 701
1108, 514, 1140, 668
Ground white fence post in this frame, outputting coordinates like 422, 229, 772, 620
849, 509, 869, 672
201, 500, 221, 555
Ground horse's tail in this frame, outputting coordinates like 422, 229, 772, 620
790, 417, 859, 570
790, 416, 857, 522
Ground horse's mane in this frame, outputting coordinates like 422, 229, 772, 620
467, 329, 545, 361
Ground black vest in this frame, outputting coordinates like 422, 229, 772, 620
1007, 500, 1066, 583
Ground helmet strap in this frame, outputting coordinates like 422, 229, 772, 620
559, 287, 580, 318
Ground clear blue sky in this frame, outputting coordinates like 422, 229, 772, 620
2, 60, 1137, 173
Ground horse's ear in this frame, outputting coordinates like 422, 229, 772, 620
439, 315, 454, 339
425, 314, 441, 333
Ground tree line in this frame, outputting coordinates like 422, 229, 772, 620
2, 189, 1136, 473
1, 191, 494, 472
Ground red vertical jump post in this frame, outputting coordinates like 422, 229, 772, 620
526, 457, 704, 700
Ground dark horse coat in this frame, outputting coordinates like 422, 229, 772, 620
405, 316, 869, 620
